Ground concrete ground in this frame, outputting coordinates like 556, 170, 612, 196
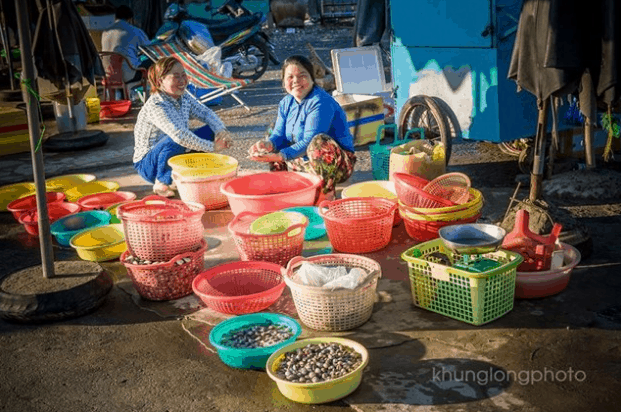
2, 29, 621, 411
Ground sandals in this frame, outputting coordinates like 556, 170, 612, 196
153, 180, 175, 198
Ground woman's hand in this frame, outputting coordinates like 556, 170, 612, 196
250, 153, 284, 163
248, 140, 274, 156
214, 130, 234, 151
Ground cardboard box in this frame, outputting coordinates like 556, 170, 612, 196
0, 106, 30, 156
334, 93, 385, 146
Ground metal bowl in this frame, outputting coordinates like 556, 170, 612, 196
438, 223, 507, 255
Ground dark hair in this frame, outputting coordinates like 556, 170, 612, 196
281, 55, 316, 85
148, 57, 183, 92
115, 5, 134, 21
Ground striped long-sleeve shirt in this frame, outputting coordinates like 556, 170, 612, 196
133, 91, 226, 163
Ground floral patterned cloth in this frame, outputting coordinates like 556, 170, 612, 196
270, 134, 356, 193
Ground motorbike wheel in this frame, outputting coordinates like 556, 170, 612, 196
397, 95, 452, 164
229, 38, 270, 81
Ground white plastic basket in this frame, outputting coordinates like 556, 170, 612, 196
284, 254, 381, 331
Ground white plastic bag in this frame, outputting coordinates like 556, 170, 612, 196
197, 46, 233, 78
322, 267, 371, 290
296, 262, 346, 287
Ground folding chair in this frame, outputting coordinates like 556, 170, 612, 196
139, 41, 252, 111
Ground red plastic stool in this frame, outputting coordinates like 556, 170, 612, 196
502, 209, 563, 272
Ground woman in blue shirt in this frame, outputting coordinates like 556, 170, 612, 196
248, 55, 356, 200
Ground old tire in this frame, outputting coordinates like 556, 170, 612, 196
43, 130, 109, 152
397, 95, 452, 163
0, 267, 113, 324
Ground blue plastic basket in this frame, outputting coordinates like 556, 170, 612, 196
209, 313, 302, 369
50, 210, 112, 247
369, 125, 424, 180
283, 206, 326, 240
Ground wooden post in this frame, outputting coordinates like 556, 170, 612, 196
584, 115, 596, 169
530, 98, 549, 201
15, 0, 55, 278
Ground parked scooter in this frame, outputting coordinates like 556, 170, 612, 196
156, 0, 278, 81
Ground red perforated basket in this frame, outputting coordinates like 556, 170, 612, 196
121, 239, 207, 301
117, 195, 205, 261
393, 172, 455, 208
192, 261, 286, 314
401, 211, 481, 242
422, 172, 471, 204
228, 211, 308, 267
318, 197, 397, 253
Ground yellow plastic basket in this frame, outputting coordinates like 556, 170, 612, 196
399, 198, 483, 222
401, 239, 523, 326
69, 224, 126, 262
266, 337, 369, 404
64, 180, 120, 202
0, 182, 36, 211
45, 174, 97, 193
167, 153, 238, 178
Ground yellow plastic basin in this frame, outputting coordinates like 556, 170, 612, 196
69, 224, 126, 262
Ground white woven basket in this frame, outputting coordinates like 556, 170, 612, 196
284, 254, 382, 331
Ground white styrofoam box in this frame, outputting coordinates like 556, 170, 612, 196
331, 45, 388, 95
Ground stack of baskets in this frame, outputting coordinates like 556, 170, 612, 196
228, 211, 309, 266
393, 172, 483, 241
168, 153, 238, 210
284, 254, 382, 331
117, 195, 207, 301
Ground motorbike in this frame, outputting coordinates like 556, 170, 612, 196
155, 0, 279, 81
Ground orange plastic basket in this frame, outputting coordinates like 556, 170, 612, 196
228, 211, 309, 267
121, 239, 207, 301
192, 261, 286, 314
393, 173, 454, 208
318, 197, 397, 253
117, 195, 206, 261
423, 172, 471, 204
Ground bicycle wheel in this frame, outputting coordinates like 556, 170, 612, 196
397, 95, 452, 163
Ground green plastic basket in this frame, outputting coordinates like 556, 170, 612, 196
401, 239, 523, 326
369, 125, 424, 180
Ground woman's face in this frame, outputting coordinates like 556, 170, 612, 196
160, 62, 188, 99
284, 63, 313, 101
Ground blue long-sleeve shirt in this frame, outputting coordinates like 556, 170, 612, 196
268, 85, 355, 161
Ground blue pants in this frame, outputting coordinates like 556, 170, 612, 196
134, 125, 215, 185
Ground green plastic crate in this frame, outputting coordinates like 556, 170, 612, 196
401, 239, 523, 326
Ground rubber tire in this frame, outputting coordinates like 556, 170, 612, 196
43, 130, 109, 152
229, 38, 270, 81
0, 269, 113, 324
397, 95, 452, 163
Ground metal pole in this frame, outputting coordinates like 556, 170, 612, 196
529, 98, 549, 202
15, 0, 56, 278
584, 115, 596, 169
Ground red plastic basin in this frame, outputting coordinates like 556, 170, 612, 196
77, 191, 137, 211
220, 171, 323, 216
515, 243, 581, 299
100, 100, 131, 118
7, 192, 66, 221
18, 202, 81, 236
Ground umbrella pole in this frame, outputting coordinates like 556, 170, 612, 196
15, 0, 55, 278
529, 98, 550, 201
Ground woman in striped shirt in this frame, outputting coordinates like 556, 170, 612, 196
133, 57, 233, 197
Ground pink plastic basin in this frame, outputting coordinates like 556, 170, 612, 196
7, 192, 66, 221
515, 242, 581, 299
220, 171, 323, 216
